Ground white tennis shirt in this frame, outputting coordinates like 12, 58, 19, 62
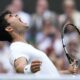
9, 42, 59, 76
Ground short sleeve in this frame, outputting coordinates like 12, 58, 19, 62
9, 43, 30, 66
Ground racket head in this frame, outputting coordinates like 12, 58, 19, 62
62, 24, 80, 63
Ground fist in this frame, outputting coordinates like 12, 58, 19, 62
31, 60, 42, 73
68, 60, 78, 74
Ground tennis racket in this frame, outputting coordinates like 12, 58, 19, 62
62, 23, 80, 66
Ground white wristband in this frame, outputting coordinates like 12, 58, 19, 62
24, 64, 31, 74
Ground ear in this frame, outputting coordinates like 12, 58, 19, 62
5, 26, 13, 32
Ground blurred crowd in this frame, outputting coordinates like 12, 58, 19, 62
0, 0, 80, 74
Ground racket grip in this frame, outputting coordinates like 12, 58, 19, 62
66, 54, 74, 64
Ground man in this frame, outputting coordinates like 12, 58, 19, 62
31, 0, 58, 31
0, 10, 59, 76
59, 0, 80, 30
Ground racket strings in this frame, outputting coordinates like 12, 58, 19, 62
62, 23, 80, 64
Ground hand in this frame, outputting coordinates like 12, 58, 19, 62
31, 60, 42, 73
68, 60, 78, 74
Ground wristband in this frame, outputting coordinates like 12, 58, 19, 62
24, 64, 31, 74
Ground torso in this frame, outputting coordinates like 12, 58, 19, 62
10, 42, 59, 76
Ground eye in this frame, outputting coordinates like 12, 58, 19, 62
9, 14, 12, 17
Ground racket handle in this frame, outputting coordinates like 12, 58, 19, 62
66, 54, 74, 64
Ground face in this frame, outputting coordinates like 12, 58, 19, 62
43, 20, 57, 36
11, 0, 23, 13
64, 4, 74, 16
5, 13, 28, 33
36, 0, 48, 15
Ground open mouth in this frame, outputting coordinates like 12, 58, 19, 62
18, 18, 29, 28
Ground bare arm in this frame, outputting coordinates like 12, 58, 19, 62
59, 70, 71, 74
14, 57, 41, 73
14, 57, 27, 73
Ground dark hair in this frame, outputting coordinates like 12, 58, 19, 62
0, 10, 13, 42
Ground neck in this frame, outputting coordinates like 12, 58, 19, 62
11, 32, 26, 43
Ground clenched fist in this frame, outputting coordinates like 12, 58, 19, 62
68, 60, 78, 74
31, 60, 42, 73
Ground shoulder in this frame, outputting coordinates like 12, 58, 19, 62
9, 42, 30, 65
10, 42, 30, 53
10, 42, 33, 52
10, 42, 24, 49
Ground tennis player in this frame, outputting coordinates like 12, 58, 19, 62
0, 10, 59, 76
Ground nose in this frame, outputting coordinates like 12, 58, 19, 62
15, 15, 18, 17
